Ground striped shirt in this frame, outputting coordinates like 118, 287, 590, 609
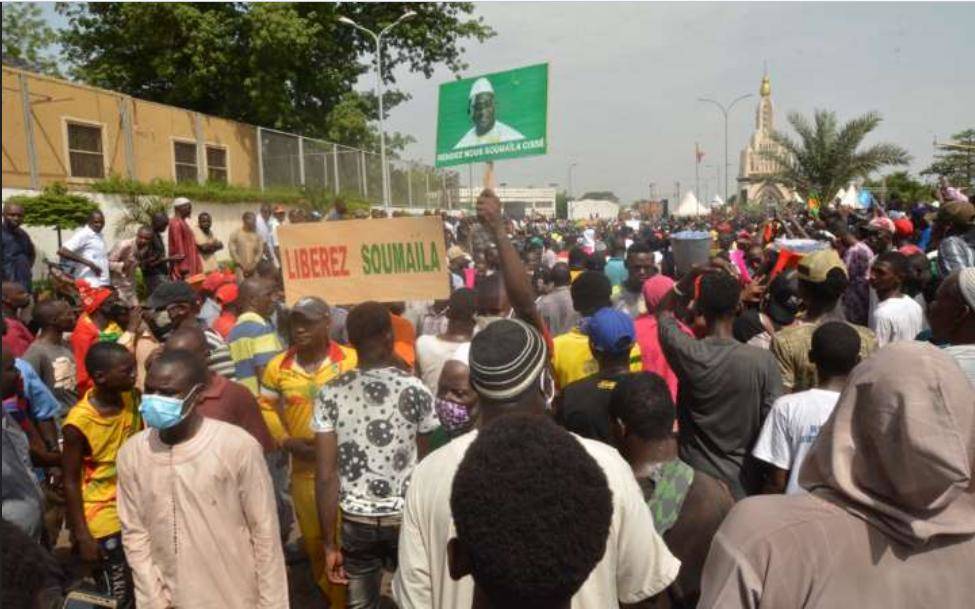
227, 312, 283, 395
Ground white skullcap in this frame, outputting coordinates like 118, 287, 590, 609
468, 77, 494, 100
959, 267, 975, 310
172, 196, 192, 209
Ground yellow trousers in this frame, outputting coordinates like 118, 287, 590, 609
292, 474, 346, 608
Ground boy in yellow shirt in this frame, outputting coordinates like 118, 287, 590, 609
62, 342, 141, 608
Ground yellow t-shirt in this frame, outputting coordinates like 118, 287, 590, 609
260, 344, 358, 477
63, 390, 141, 539
551, 327, 642, 389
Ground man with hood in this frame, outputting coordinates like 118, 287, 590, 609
698, 341, 975, 608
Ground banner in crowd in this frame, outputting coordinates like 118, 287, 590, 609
435, 63, 549, 167
278, 217, 450, 306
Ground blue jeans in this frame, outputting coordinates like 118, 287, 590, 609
342, 518, 400, 609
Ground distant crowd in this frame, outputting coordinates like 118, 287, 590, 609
1, 177, 973, 609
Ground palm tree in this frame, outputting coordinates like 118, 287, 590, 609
762, 109, 910, 202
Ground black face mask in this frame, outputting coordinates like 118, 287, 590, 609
146, 310, 173, 342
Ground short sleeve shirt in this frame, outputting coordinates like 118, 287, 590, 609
227, 312, 284, 395
312, 367, 437, 517
62, 225, 110, 286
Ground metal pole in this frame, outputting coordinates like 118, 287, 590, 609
257, 127, 265, 191
372, 33, 390, 210
332, 143, 340, 195
360, 150, 368, 200
298, 136, 306, 186
698, 94, 752, 203
18, 74, 39, 189
407, 163, 414, 208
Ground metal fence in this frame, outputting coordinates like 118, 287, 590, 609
257, 127, 462, 210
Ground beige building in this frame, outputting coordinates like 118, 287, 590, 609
737, 72, 795, 206
2, 65, 260, 191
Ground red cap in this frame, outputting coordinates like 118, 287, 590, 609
215, 283, 239, 305
202, 271, 233, 293
893, 217, 914, 237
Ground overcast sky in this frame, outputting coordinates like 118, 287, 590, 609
39, 2, 975, 202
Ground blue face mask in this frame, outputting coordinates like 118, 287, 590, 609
140, 384, 202, 430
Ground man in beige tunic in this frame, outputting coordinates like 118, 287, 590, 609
117, 348, 288, 609
698, 341, 975, 609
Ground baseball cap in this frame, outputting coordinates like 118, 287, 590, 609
583, 308, 635, 356
796, 249, 847, 284
291, 296, 330, 321
147, 281, 196, 309
766, 271, 800, 326
215, 283, 239, 305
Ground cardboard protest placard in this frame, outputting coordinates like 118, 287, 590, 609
435, 63, 548, 167
278, 216, 449, 306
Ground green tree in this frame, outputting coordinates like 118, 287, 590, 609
114, 194, 168, 238
555, 190, 568, 219
8, 183, 99, 246
57, 3, 493, 149
921, 128, 975, 191
864, 171, 934, 207
762, 109, 910, 202
1, 3, 62, 76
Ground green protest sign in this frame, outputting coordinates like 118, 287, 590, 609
435, 63, 548, 167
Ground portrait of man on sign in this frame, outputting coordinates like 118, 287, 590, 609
453, 77, 525, 149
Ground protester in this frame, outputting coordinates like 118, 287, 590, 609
1, 281, 34, 356
256, 203, 278, 267
770, 249, 876, 392
556, 307, 635, 445
752, 322, 861, 494
612, 241, 657, 318
551, 271, 641, 389
609, 372, 734, 608
447, 245, 469, 290
634, 274, 691, 401
434, 355, 478, 441
537, 262, 577, 335
863, 215, 895, 257
699, 341, 975, 608
108, 225, 154, 306
141, 212, 173, 296
192, 211, 224, 273
935, 200, 975, 276
868, 251, 925, 346
117, 349, 288, 609
22, 299, 78, 413
604, 239, 628, 287
393, 319, 680, 609
448, 414, 614, 609
733, 269, 801, 349
2, 201, 36, 292
657, 268, 784, 499
928, 267, 975, 384
58, 210, 110, 287
269, 204, 286, 264
167, 197, 203, 279
212, 282, 240, 339
260, 296, 356, 605
229, 212, 265, 279
830, 220, 874, 327
164, 326, 274, 451
147, 280, 235, 379
72, 285, 137, 395
62, 342, 140, 608
389, 302, 419, 371
227, 277, 283, 396
415, 288, 476, 393
313, 301, 438, 608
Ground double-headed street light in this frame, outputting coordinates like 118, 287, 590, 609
698, 93, 752, 205
339, 11, 416, 212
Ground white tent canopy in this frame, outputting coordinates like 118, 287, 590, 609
671, 190, 707, 217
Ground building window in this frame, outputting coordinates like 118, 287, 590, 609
67, 122, 105, 179
174, 141, 198, 183
206, 146, 228, 183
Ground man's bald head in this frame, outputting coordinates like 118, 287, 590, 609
165, 325, 210, 363
1, 282, 30, 311
239, 277, 275, 318
2, 202, 25, 228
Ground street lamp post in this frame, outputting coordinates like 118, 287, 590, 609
339, 11, 416, 213
698, 93, 752, 205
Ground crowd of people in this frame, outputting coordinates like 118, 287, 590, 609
1, 177, 974, 609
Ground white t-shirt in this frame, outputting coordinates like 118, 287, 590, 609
392, 429, 680, 609
870, 294, 924, 347
752, 388, 841, 495
415, 335, 470, 394
312, 367, 438, 517
62, 225, 110, 286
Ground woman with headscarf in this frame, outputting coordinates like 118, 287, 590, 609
699, 341, 975, 608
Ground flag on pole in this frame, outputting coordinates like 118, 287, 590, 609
695, 143, 705, 164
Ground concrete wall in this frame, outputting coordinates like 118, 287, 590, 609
2, 66, 259, 190
1, 188, 275, 280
